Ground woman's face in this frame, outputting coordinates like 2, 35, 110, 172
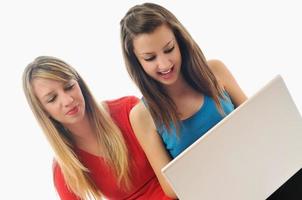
133, 24, 182, 86
32, 78, 86, 127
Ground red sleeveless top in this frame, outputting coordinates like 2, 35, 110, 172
53, 96, 172, 200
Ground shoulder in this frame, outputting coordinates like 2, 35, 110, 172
52, 159, 60, 181
130, 101, 152, 126
129, 101, 156, 137
52, 160, 78, 199
101, 96, 141, 134
52, 160, 65, 189
207, 59, 247, 106
207, 59, 227, 73
207, 59, 230, 88
104, 96, 139, 110
103, 96, 139, 116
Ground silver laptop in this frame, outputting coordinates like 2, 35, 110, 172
161, 75, 302, 200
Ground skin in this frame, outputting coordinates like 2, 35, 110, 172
32, 78, 101, 156
133, 24, 182, 87
130, 24, 247, 198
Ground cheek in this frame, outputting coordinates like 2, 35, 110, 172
174, 48, 182, 62
73, 85, 83, 99
76, 88, 85, 101
44, 104, 60, 118
141, 60, 157, 71
78, 92, 85, 104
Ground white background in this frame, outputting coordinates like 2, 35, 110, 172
0, 0, 301, 199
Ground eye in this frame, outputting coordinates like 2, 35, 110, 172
47, 95, 57, 103
164, 46, 174, 53
65, 83, 75, 91
144, 56, 156, 62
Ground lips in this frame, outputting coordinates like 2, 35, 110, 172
159, 68, 172, 74
66, 106, 79, 115
157, 66, 174, 79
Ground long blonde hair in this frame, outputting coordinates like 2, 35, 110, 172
120, 3, 225, 131
22, 56, 131, 199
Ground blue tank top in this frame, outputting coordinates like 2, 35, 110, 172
155, 93, 234, 158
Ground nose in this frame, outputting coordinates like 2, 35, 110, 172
157, 55, 172, 71
61, 92, 74, 107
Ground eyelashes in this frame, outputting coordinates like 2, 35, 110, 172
65, 84, 74, 91
46, 83, 75, 103
164, 46, 174, 53
47, 95, 56, 103
143, 46, 175, 62
144, 56, 156, 62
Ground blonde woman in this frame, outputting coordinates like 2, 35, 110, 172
22, 56, 173, 200
120, 3, 247, 198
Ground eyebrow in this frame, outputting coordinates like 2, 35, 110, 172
41, 80, 75, 99
139, 39, 174, 55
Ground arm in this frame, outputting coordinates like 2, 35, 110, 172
208, 59, 247, 107
53, 162, 80, 200
129, 102, 177, 199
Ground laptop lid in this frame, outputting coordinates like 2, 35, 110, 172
161, 75, 302, 200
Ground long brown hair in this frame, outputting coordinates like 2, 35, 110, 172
120, 3, 225, 130
22, 56, 131, 199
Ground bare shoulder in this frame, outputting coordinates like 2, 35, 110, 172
207, 59, 247, 106
129, 101, 156, 138
129, 101, 149, 124
207, 59, 230, 87
207, 59, 226, 71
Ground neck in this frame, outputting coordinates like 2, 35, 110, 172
164, 74, 197, 100
65, 115, 97, 148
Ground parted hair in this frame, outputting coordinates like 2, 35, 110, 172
22, 56, 132, 199
120, 3, 225, 131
